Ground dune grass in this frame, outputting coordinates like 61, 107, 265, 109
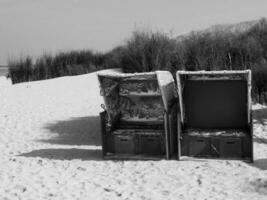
7, 19, 267, 103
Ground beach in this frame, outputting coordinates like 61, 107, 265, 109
0, 72, 266, 200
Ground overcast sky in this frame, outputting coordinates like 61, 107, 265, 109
1, 0, 267, 65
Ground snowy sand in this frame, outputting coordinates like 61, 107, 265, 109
0, 72, 266, 200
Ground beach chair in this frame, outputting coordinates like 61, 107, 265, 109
98, 69, 177, 160
176, 70, 253, 162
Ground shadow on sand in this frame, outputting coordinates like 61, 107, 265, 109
253, 107, 267, 126
250, 108, 267, 170
38, 116, 101, 146
19, 148, 102, 161
253, 108, 267, 145
252, 158, 267, 170
19, 116, 103, 161
253, 137, 267, 144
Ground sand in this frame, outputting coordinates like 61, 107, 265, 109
0, 73, 266, 200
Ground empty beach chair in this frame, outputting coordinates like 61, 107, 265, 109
176, 70, 253, 162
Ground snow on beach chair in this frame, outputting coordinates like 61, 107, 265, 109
176, 70, 253, 162
98, 69, 177, 160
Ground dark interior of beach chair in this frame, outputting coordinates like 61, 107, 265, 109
99, 73, 176, 160
178, 72, 253, 161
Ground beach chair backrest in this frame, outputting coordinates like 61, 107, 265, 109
98, 69, 176, 125
176, 70, 252, 129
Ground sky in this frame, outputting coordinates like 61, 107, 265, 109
1, 0, 267, 65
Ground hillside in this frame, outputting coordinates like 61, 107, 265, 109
178, 19, 260, 40
204, 20, 258, 34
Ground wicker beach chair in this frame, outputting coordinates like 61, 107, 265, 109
98, 69, 177, 160
176, 70, 253, 162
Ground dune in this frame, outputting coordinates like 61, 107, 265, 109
0, 72, 266, 200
